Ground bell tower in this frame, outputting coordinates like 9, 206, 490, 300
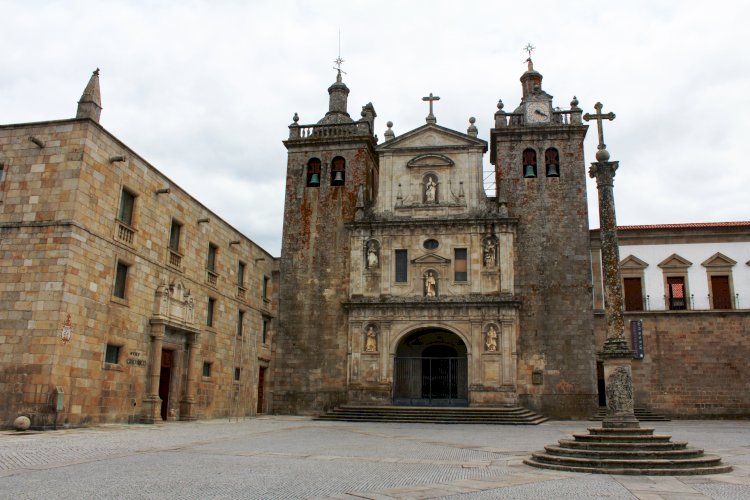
274, 68, 379, 414
490, 53, 597, 418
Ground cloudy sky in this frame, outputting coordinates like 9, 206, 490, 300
3, 1, 749, 255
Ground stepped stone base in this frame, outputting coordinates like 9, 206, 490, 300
525, 427, 732, 475
315, 405, 548, 425
591, 407, 671, 422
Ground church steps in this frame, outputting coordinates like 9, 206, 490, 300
315, 405, 548, 425
527, 451, 727, 471
557, 439, 689, 451
543, 445, 705, 460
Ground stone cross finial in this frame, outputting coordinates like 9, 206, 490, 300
422, 93, 440, 124
524, 43, 536, 70
584, 102, 616, 160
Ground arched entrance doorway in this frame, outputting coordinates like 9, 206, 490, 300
393, 329, 468, 406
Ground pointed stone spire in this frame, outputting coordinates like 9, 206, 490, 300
77, 68, 102, 122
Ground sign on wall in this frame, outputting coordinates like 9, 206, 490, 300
630, 320, 645, 359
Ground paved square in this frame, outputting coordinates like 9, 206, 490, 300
2, 418, 749, 499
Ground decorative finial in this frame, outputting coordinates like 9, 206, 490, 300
497, 99, 504, 111
570, 96, 579, 108
94, 68, 100, 76
333, 30, 346, 78
422, 92, 440, 124
583, 102, 616, 162
384, 121, 395, 141
467, 117, 477, 137
292, 112, 299, 124
524, 42, 536, 70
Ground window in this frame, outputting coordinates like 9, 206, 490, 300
522, 148, 537, 178
262, 318, 269, 344
331, 156, 346, 186
105, 344, 120, 364
667, 276, 687, 310
623, 277, 644, 311
202, 361, 211, 378
234, 367, 241, 381
454, 248, 468, 281
118, 188, 135, 226
306, 157, 321, 187
237, 310, 244, 337
237, 261, 246, 287
113, 261, 128, 299
545, 148, 560, 177
169, 220, 182, 252
395, 250, 408, 283
262, 275, 270, 300
423, 239, 439, 250
711, 275, 733, 309
207, 243, 218, 272
207, 298, 215, 327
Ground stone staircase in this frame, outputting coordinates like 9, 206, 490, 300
591, 407, 671, 422
315, 405, 548, 425
524, 427, 732, 475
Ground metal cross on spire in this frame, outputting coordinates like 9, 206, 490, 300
583, 102, 616, 155
333, 30, 346, 77
422, 92, 440, 124
524, 42, 535, 60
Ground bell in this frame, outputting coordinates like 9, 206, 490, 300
332, 170, 345, 185
308, 173, 320, 186
523, 164, 537, 178
546, 163, 560, 177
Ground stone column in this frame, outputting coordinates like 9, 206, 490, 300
144, 322, 165, 423
180, 337, 198, 421
589, 158, 638, 429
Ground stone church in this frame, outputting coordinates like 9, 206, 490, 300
273, 60, 598, 418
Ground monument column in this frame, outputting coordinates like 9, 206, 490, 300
586, 102, 638, 429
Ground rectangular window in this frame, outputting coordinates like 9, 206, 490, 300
118, 188, 135, 226
105, 344, 120, 364
202, 361, 211, 378
623, 277, 644, 311
454, 248, 468, 281
395, 250, 408, 283
237, 261, 246, 287
667, 276, 687, 310
207, 297, 215, 327
113, 261, 128, 299
262, 275, 270, 300
169, 220, 182, 252
711, 275, 732, 309
237, 310, 244, 337
234, 367, 241, 381
262, 318, 269, 344
207, 243, 218, 272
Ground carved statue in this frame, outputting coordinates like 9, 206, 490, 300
365, 326, 377, 352
484, 239, 497, 267
605, 366, 635, 414
366, 241, 379, 268
425, 177, 437, 203
485, 326, 498, 352
425, 271, 437, 297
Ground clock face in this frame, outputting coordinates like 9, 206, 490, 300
526, 101, 550, 123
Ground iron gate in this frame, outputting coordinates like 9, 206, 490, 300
393, 357, 468, 406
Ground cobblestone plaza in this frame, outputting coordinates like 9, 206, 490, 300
2, 418, 750, 499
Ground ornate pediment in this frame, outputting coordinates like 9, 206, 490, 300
701, 252, 737, 268
406, 153, 454, 169
620, 255, 648, 270
658, 253, 692, 269
153, 278, 195, 327
377, 124, 487, 152
412, 252, 451, 264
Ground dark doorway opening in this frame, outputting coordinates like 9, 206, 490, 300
159, 349, 173, 421
257, 366, 266, 414
596, 361, 606, 407
394, 330, 468, 406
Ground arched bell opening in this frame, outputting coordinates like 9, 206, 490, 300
393, 329, 468, 406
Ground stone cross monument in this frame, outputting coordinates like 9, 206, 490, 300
585, 102, 639, 429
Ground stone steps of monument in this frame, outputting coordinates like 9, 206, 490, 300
315, 405, 548, 425
591, 407, 671, 422
543, 444, 705, 460
558, 439, 689, 451
526, 426, 731, 475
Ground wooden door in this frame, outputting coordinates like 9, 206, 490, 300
711, 275, 732, 309
623, 277, 643, 311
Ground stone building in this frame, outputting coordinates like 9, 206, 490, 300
0, 71, 278, 428
274, 60, 598, 418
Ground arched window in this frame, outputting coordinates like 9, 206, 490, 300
306, 158, 321, 187
545, 148, 560, 177
331, 156, 346, 186
522, 148, 537, 178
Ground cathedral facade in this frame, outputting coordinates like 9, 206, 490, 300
274, 61, 598, 418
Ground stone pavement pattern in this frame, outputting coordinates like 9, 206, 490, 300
1, 417, 749, 499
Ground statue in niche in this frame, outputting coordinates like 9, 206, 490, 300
484, 239, 497, 268
365, 326, 378, 352
425, 176, 437, 203
366, 241, 379, 268
485, 326, 498, 352
425, 271, 437, 297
